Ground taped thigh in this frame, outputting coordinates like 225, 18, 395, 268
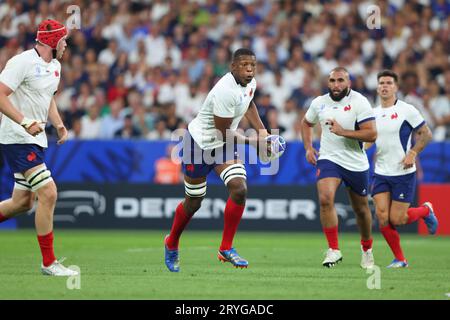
219, 163, 247, 186
25, 165, 53, 192
185, 181, 207, 198
14, 173, 32, 191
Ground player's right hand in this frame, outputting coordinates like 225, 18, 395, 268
20, 117, 44, 136
305, 147, 319, 165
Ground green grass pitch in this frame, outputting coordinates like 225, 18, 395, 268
0, 230, 449, 300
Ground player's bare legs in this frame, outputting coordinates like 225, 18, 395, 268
33, 184, 57, 236
0, 189, 34, 221
317, 178, 340, 228
390, 201, 433, 229
181, 176, 206, 215
348, 189, 374, 268
373, 192, 391, 228
214, 160, 248, 268
389, 201, 411, 226
20, 164, 57, 270
164, 175, 206, 272
0, 164, 77, 276
166, 175, 206, 250
374, 192, 407, 266
317, 178, 343, 267
215, 167, 247, 206
347, 189, 372, 241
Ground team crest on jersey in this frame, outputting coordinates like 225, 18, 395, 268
27, 152, 37, 162
54, 70, 59, 77
391, 113, 398, 119
344, 105, 351, 111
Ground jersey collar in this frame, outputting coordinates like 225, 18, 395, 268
231, 72, 247, 87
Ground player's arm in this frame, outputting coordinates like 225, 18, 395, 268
245, 101, 269, 137
214, 115, 253, 145
48, 97, 68, 145
401, 123, 432, 169
0, 82, 43, 136
300, 117, 319, 165
327, 118, 377, 142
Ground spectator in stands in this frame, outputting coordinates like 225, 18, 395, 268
147, 118, 172, 140
423, 80, 450, 141
99, 98, 125, 139
266, 69, 291, 111
154, 144, 183, 184
80, 104, 102, 140
0, 0, 447, 142
256, 93, 276, 130
267, 108, 285, 136
68, 117, 82, 140
63, 94, 85, 131
399, 71, 435, 127
114, 114, 141, 139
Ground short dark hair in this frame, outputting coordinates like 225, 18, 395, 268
232, 48, 255, 61
377, 69, 398, 83
330, 66, 349, 74
401, 70, 418, 81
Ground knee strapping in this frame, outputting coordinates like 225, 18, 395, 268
185, 181, 207, 198
25, 166, 53, 192
220, 163, 247, 186
14, 173, 32, 191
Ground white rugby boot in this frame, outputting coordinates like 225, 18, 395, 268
322, 248, 343, 268
41, 259, 79, 276
360, 247, 375, 269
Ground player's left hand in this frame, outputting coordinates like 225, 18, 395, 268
326, 119, 345, 136
259, 129, 271, 155
56, 125, 68, 145
401, 149, 416, 169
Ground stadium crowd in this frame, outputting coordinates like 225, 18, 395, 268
0, 0, 448, 141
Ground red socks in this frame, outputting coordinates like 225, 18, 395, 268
407, 205, 430, 224
0, 212, 8, 223
323, 226, 372, 252
166, 202, 192, 250
37, 231, 56, 267
323, 226, 339, 250
220, 198, 245, 251
167, 199, 245, 251
361, 238, 373, 252
380, 224, 405, 261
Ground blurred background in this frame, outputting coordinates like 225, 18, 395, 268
0, 0, 449, 234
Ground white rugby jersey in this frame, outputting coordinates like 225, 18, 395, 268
0, 48, 61, 148
373, 99, 425, 176
305, 89, 375, 171
188, 72, 256, 150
